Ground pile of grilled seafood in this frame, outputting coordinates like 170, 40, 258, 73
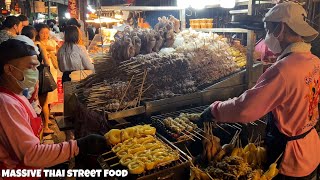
103, 125, 180, 175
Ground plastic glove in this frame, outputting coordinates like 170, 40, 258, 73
76, 134, 108, 155
195, 106, 215, 126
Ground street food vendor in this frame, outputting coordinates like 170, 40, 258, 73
199, 2, 319, 179
0, 39, 107, 170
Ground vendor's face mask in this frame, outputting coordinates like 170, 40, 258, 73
264, 23, 284, 54
10, 65, 39, 90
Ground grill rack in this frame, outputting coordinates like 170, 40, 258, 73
97, 133, 191, 180
149, 105, 267, 148
149, 106, 207, 143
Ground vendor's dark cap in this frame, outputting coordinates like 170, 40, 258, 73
0, 39, 37, 73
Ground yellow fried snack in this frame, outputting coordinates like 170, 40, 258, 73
139, 125, 156, 136
112, 143, 123, 153
128, 160, 145, 174
128, 144, 146, 154
120, 154, 135, 166
116, 149, 128, 158
153, 151, 172, 164
122, 127, 138, 141
137, 135, 155, 144
144, 155, 156, 170
105, 129, 122, 145
143, 141, 162, 149
135, 151, 149, 158
122, 138, 137, 148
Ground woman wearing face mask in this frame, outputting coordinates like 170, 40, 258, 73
197, 2, 319, 179
0, 39, 108, 172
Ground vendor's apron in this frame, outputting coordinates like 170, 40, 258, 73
0, 87, 44, 179
264, 112, 316, 179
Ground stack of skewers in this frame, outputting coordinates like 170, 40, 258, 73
152, 113, 206, 142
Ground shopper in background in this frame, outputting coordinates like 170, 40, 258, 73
57, 25, 94, 83
0, 16, 22, 44
198, 2, 319, 179
66, 18, 86, 46
21, 26, 51, 116
18, 14, 29, 27
36, 24, 58, 134
0, 39, 108, 170
47, 19, 60, 33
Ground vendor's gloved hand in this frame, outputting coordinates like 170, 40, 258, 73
76, 134, 108, 155
197, 106, 215, 126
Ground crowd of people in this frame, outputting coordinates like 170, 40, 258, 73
0, 15, 94, 134
0, 15, 102, 170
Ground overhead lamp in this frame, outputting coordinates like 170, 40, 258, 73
220, 0, 236, 8
65, 12, 71, 19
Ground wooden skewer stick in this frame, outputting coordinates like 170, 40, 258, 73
275, 152, 284, 163
110, 162, 120, 168
184, 145, 194, 159
137, 69, 148, 107
116, 75, 134, 112
101, 150, 112, 156
104, 156, 118, 162
206, 172, 214, 180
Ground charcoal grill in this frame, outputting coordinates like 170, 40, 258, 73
97, 133, 190, 180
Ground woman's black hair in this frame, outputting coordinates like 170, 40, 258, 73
66, 18, 81, 28
2, 16, 20, 29
18, 15, 28, 21
21, 26, 37, 40
64, 25, 79, 44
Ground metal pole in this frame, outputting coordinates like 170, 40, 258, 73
246, 30, 255, 89
246, 0, 255, 89
48, 0, 51, 19
98, 0, 104, 53
179, 9, 186, 30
